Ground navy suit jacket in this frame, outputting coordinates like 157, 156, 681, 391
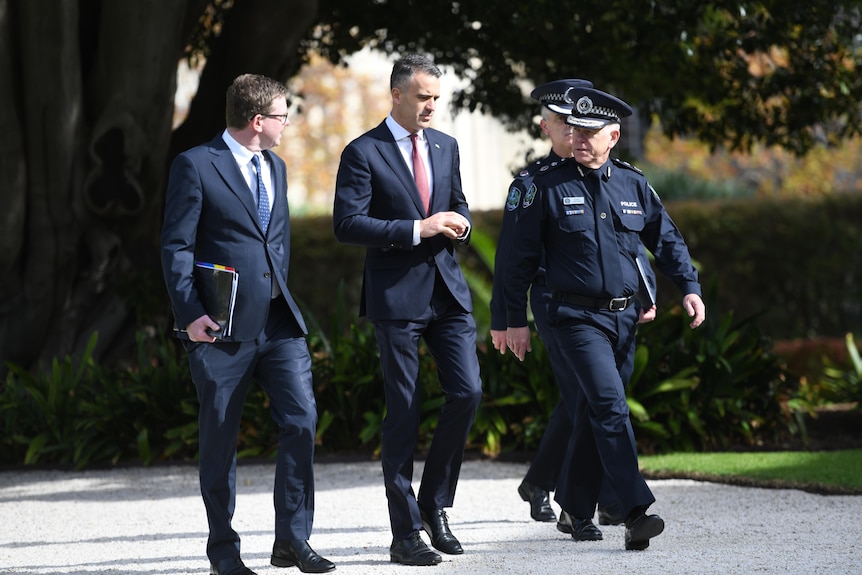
333, 121, 473, 321
161, 135, 307, 341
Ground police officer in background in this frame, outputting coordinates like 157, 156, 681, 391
490, 80, 657, 541
504, 85, 706, 551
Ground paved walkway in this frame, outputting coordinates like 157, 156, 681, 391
1, 460, 860, 574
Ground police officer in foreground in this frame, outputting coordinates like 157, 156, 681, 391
503, 85, 706, 550
490, 79, 657, 540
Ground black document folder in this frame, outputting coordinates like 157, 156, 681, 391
174, 262, 239, 339
635, 253, 656, 309
187, 261, 239, 338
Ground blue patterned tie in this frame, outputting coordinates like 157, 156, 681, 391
251, 154, 270, 233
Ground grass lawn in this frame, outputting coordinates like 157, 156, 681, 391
640, 449, 862, 495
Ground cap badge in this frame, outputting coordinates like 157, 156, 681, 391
576, 96, 594, 115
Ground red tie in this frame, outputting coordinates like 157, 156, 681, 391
410, 133, 431, 215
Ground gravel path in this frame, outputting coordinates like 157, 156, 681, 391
1, 460, 860, 575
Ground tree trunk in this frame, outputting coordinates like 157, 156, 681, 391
0, 1, 190, 373
0, 0, 321, 375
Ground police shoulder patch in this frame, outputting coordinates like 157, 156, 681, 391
611, 157, 643, 175
506, 186, 522, 211
522, 183, 538, 208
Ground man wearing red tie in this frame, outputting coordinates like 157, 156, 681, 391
333, 53, 483, 566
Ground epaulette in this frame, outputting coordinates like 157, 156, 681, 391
506, 156, 565, 211
532, 157, 569, 177
515, 156, 550, 180
611, 157, 644, 175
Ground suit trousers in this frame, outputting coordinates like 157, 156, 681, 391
522, 287, 567, 492
372, 274, 483, 540
187, 296, 316, 563
525, 288, 632, 511
548, 300, 654, 520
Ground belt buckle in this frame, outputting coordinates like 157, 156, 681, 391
608, 297, 628, 311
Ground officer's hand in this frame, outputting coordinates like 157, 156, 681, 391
186, 314, 220, 343
683, 293, 706, 329
419, 211, 469, 239
506, 326, 532, 362
490, 330, 507, 354
638, 305, 657, 324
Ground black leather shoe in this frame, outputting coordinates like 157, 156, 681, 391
420, 507, 464, 555
557, 511, 602, 541
517, 479, 556, 522
390, 532, 443, 566
625, 513, 665, 550
271, 539, 336, 573
597, 504, 625, 526
572, 517, 603, 541
210, 557, 257, 575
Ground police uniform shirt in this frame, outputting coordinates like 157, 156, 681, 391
489, 150, 564, 331
503, 157, 702, 328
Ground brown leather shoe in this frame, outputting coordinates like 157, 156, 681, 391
271, 540, 335, 573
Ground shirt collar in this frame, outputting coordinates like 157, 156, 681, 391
222, 129, 258, 165
385, 114, 423, 142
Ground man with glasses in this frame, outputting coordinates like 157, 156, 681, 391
161, 74, 334, 575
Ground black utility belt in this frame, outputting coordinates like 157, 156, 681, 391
551, 291, 634, 312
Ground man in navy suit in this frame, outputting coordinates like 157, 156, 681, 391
161, 74, 334, 575
333, 54, 483, 566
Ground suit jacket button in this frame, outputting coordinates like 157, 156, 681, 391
264, 272, 271, 278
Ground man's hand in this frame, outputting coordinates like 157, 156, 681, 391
506, 326, 532, 362
683, 293, 706, 329
638, 305, 657, 324
419, 211, 469, 239
186, 314, 220, 343
490, 329, 507, 354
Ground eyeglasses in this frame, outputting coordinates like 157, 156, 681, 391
259, 113, 289, 125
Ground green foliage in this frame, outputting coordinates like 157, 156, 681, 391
473, 330, 559, 455
641, 450, 862, 493
644, 166, 754, 201
2, 294, 803, 468
291, 195, 862, 346
311, 0, 862, 154
659, 194, 862, 339
0, 331, 198, 468
303, 282, 388, 453
813, 333, 862, 408
629, 281, 797, 453
0, 299, 822, 468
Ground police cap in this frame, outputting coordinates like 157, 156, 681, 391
529, 79, 593, 115
563, 86, 633, 130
